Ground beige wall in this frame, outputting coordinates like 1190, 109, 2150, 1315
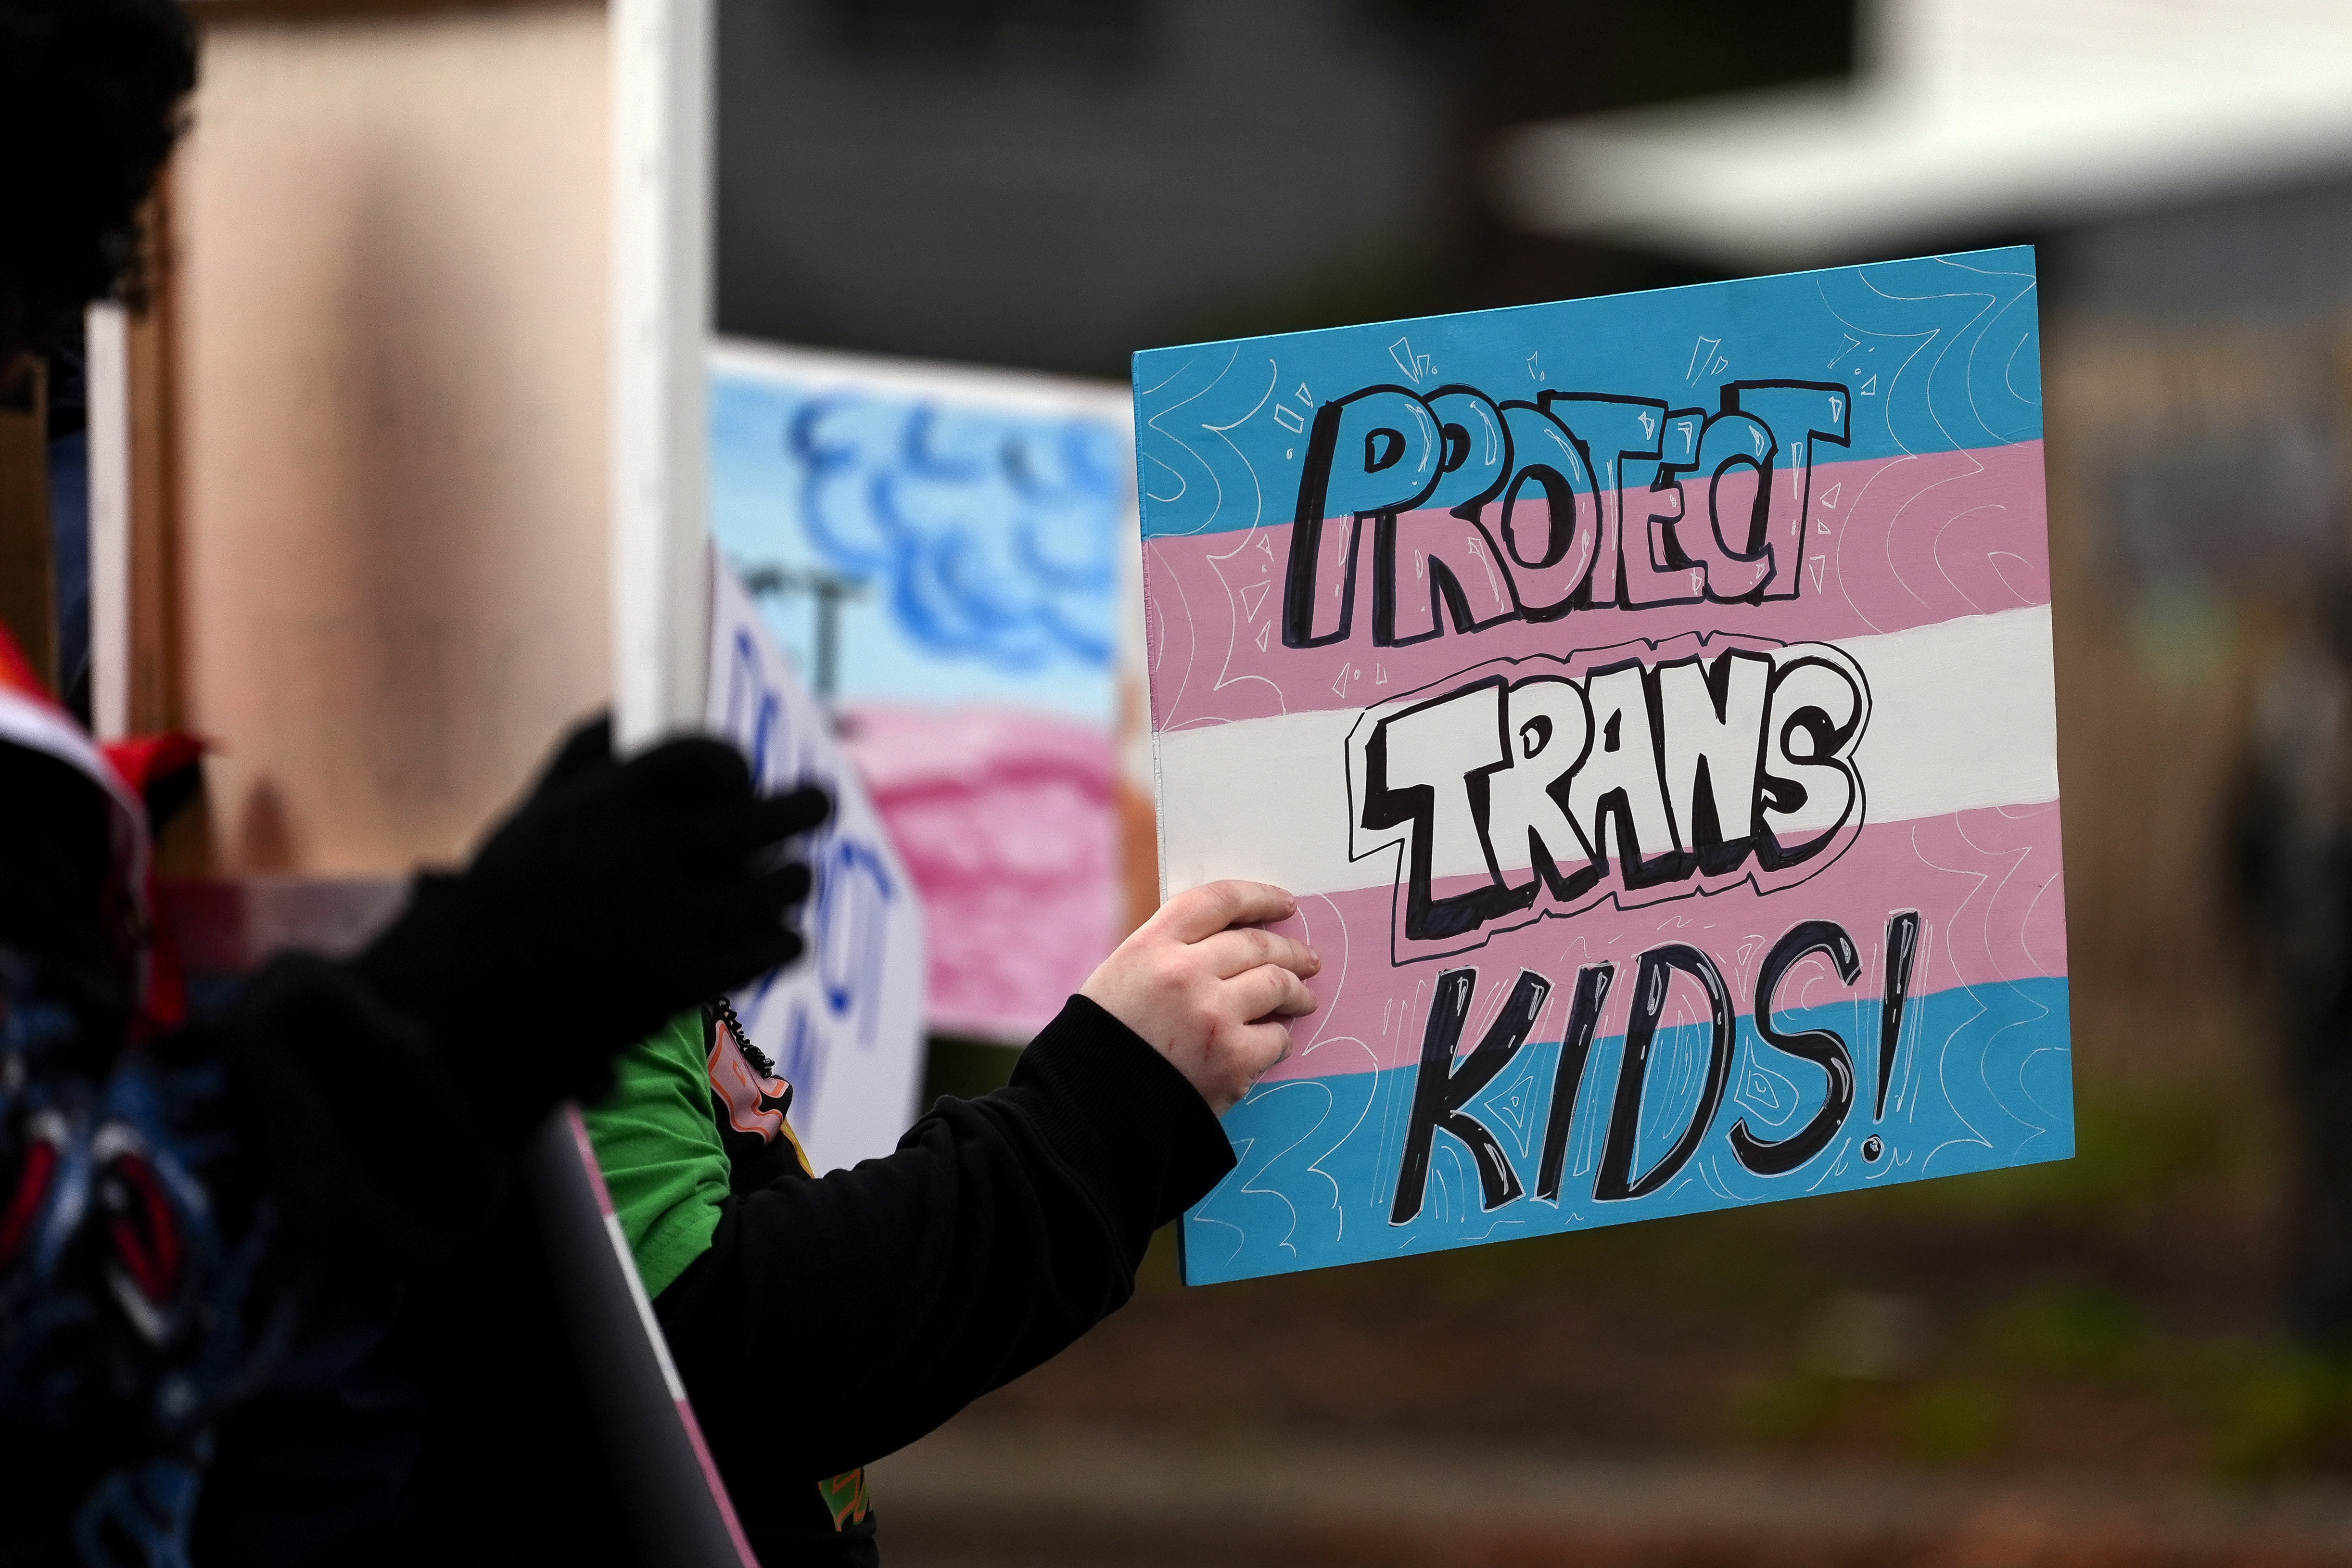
174, 3, 611, 875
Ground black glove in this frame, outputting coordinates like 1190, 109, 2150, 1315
352, 715, 831, 1144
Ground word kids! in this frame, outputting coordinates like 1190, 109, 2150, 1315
1389, 908, 1923, 1227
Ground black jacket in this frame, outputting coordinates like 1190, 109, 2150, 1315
657, 994, 1234, 1566
189, 994, 1233, 1568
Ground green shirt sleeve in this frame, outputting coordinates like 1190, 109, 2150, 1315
581, 1009, 730, 1299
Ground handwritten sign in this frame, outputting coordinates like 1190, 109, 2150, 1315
1136, 247, 2070, 1284
705, 548, 927, 1173
709, 341, 1141, 1042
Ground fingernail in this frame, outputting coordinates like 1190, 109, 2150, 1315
1306, 947, 1323, 975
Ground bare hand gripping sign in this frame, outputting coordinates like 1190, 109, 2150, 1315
1135, 248, 2069, 1284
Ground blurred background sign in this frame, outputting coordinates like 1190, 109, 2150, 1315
708, 340, 1144, 1044
706, 548, 927, 1173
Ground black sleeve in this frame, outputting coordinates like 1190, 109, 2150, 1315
652, 994, 1234, 1483
202, 951, 502, 1282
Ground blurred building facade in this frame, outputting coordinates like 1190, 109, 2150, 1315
713, 0, 1447, 377
712, 0, 1854, 375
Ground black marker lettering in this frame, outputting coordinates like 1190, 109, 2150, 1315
1535, 962, 1615, 1203
1391, 968, 1553, 1224
1729, 920, 1862, 1176
1595, 943, 1734, 1201
1876, 910, 1921, 1120
1283, 376, 1849, 647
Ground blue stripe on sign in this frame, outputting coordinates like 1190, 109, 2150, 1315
1180, 976, 2072, 1286
1134, 246, 2041, 540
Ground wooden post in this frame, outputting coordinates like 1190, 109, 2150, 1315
87, 196, 185, 743
610, 0, 712, 752
87, 304, 131, 739
0, 357, 55, 690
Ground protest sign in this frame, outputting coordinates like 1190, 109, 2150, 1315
704, 545, 928, 1174
709, 340, 1144, 1042
1136, 247, 2069, 1285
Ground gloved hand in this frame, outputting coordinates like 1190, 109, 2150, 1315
352, 716, 830, 1143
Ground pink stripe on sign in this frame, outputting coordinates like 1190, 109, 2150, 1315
1145, 443, 2048, 731
1247, 802, 2066, 1084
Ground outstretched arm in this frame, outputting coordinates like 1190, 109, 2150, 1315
653, 880, 1319, 1482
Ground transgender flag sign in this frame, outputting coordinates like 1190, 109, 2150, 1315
1134, 247, 2071, 1286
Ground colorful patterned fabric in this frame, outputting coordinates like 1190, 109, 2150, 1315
0, 953, 290, 1567
0, 620, 290, 1565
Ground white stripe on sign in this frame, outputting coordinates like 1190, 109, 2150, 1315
1155, 604, 2058, 897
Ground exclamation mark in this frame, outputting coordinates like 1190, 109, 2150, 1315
1864, 911, 1920, 1162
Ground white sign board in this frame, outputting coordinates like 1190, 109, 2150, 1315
705, 546, 928, 1172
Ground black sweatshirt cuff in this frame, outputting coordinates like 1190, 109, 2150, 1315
1002, 994, 1236, 1232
